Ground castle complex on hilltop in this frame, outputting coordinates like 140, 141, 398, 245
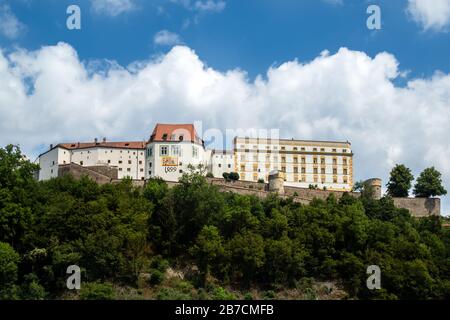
38, 123, 354, 192
37, 123, 441, 218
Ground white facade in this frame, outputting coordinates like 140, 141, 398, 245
210, 150, 234, 178
38, 124, 354, 192
38, 142, 146, 181
146, 141, 209, 182
38, 147, 72, 181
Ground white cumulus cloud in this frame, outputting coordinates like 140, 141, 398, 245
154, 30, 182, 46
0, 43, 450, 214
407, 0, 450, 32
91, 0, 136, 17
0, 4, 26, 39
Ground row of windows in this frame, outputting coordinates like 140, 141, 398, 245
238, 144, 349, 153
118, 168, 144, 172
243, 173, 350, 184
77, 160, 143, 166
239, 155, 349, 165
78, 150, 144, 156
147, 145, 200, 158
239, 165, 349, 175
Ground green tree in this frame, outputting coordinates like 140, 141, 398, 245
413, 167, 447, 198
386, 164, 414, 197
190, 225, 224, 285
79, 282, 115, 300
0, 242, 20, 299
229, 172, 240, 181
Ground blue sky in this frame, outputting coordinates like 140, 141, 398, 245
2, 0, 450, 80
1, 0, 450, 214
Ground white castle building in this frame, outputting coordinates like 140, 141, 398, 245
38, 123, 354, 191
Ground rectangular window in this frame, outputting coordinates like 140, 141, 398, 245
333, 168, 337, 175
160, 146, 168, 156
343, 169, 348, 175
294, 167, 298, 173
301, 167, 306, 174
171, 145, 181, 156
192, 146, 198, 158
148, 147, 153, 157
128, 160, 132, 165
321, 168, 325, 174
313, 168, 318, 174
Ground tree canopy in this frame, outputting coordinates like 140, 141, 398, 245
413, 167, 447, 198
386, 164, 414, 197
0, 145, 449, 300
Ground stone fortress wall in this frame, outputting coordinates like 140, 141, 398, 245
57, 163, 441, 218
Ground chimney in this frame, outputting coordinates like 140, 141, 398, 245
50, 144, 53, 150
103, 137, 106, 143
95, 138, 98, 144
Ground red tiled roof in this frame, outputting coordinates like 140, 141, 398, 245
149, 123, 203, 145
58, 141, 146, 150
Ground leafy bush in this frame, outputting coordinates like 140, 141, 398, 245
213, 287, 236, 300
79, 282, 115, 300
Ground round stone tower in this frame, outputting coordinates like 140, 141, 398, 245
365, 178, 382, 200
268, 170, 285, 195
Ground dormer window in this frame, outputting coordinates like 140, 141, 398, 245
179, 135, 184, 142
162, 133, 168, 141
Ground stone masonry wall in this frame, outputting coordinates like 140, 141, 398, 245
58, 163, 114, 184
393, 197, 440, 217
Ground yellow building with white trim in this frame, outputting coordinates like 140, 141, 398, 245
233, 137, 353, 191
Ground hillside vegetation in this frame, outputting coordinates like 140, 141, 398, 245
1, 145, 449, 300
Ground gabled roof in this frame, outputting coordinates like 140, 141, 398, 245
58, 141, 146, 150
149, 123, 204, 145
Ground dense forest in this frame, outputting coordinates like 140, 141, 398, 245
0, 144, 449, 300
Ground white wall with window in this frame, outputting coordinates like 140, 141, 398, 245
146, 141, 209, 182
